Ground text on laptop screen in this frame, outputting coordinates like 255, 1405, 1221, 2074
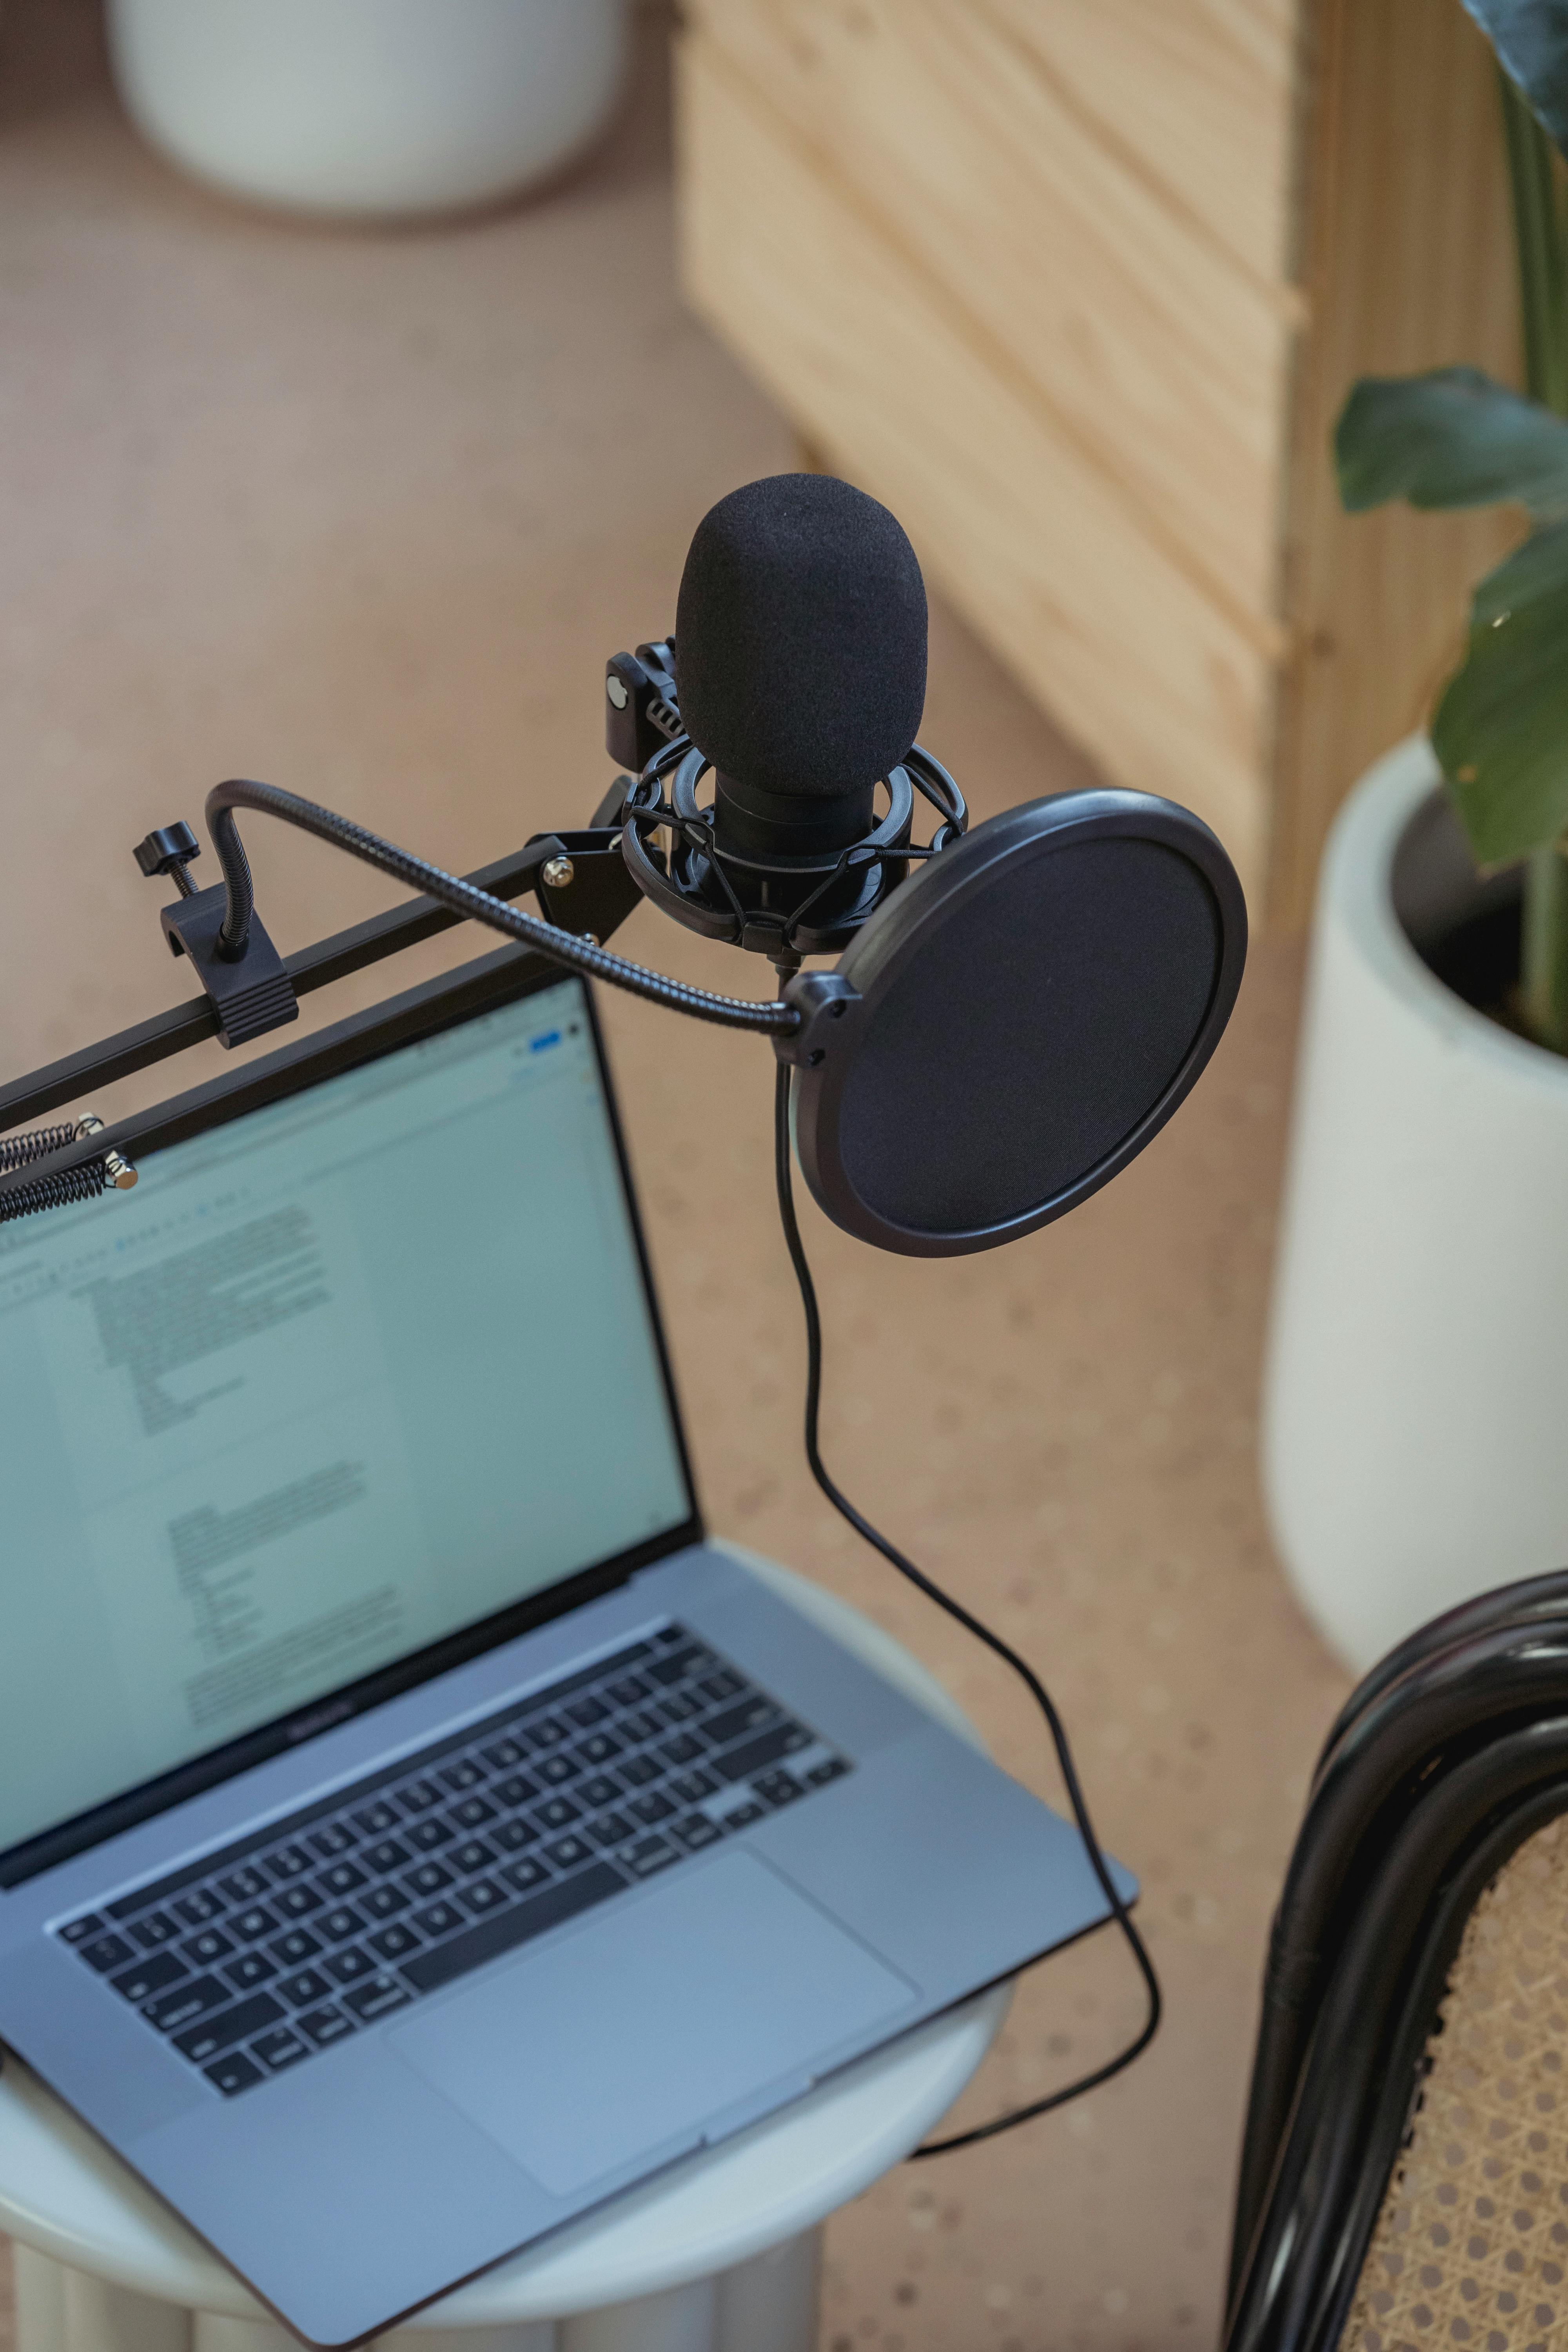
0, 980, 693, 1858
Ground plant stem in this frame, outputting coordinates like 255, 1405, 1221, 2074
1497, 66, 1568, 1051
1523, 844, 1568, 1047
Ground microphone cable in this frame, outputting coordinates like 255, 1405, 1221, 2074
772, 1062, 1162, 2154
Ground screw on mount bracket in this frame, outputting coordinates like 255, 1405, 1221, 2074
135, 818, 299, 1051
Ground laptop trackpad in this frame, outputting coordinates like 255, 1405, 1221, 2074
390, 1849, 916, 2196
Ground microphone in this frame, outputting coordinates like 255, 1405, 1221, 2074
676, 474, 927, 865
619, 474, 961, 964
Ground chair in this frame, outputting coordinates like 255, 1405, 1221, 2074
1226, 1569, 1568, 2352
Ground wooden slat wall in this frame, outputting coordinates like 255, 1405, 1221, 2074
677, 0, 1523, 924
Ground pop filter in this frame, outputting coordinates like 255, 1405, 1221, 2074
787, 788, 1247, 1256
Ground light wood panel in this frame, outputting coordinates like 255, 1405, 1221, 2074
688, 0, 1292, 622
680, 33, 1273, 887
678, 0, 1524, 923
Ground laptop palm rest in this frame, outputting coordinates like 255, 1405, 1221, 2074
389, 1849, 916, 2196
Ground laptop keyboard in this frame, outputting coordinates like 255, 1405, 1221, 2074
56, 1625, 852, 2098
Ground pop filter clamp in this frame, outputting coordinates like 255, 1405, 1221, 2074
0, 472, 1249, 2156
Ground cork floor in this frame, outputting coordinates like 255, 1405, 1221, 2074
0, 6, 1352, 2349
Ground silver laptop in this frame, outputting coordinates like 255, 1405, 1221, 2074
0, 944, 1129, 2347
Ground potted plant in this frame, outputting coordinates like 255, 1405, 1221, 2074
1263, 0, 1568, 1670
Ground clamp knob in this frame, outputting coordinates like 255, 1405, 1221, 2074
134, 821, 201, 897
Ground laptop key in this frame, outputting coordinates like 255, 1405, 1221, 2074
438, 1760, 485, 1793
671, 1815, 723, 1852
174, 1993, 285, 2064
364, 1838, 411, 1873
714, 1724, 811, 1784
77, 1933, 135, 1974
479, 1737, 526, 1770
395, 1779, 443, 1815
218, 1868, 270, 1905
578, 1736, 622, 1769
492, 1773, 539, 1809
412, 1900, 465, 1940
402, 1863, 626, 1994
806, 1757, 851, 1788
296, 2004, 355, 2048
145, 1975, 231, 2033
231, 1906, 279, 1942
619, 1753, 661, 1788
622, 1710, 665, 1744
111, 1952, 187, 2005
714, 1799, 767, 1831
543, 1835, 594, 1871
270, 1928, 322, 1966
537, 1754, 580, 1786
491, 1818, 539, 1852
451, 1839, 495, 1874
172, 1891, 223, 1929
307, 1824, 357, 1860
699, 1669, 747, 1704
564, 1696, 609, 1728
407, 1818, 452, 1851
263, 1846, 313, 1882
368, 1924, 421, 1962
341, 1975, 412, 2024
534, 1798, 579, 1833
580, 1775, 622, 1809
361, 1882, 410, 1918
657, 1692, 700, 1724
60, 1915, 105, 1945
755, 1770, 805, 1808
129, 1911, 180, 1950
278, 1969, 334, 2007
630, 1793, 675, 1826
319, 1862, 367, 1897
351, 1800, 401, 1837
275, 1884, 321, 1918
204, 2052, 263, 2097
605, 1676, 649, 1706
450, 1797, 496, 1829
223, 1952, 276, 1993
324, 1946, 376, 1986
252, 2027, 309, 2072
588, 1812, 635, 1848
624, 1836, 679, 1879
702, 1697, 778, 1748
405, 1862, 454, 1898
182, 1928, 234, 1967
501, 1857, 551, 1895
523, 1715, 570, 1750
661, 1733, 707, 1767
318, 1906, 365, 1942
458, 1879, 506, 1917
671, 1769, 718, 1804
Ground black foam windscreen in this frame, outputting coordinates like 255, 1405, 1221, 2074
790, 791, 1247, 1255
674, 474, 927, 801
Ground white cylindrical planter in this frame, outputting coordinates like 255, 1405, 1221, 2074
106, 0, 630, 222
1263, 735, 1568, 1672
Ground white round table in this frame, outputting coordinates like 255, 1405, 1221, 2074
0, 1551, 1008, 2352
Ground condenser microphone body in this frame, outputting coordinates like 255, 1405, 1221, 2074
675, 474, 927, 865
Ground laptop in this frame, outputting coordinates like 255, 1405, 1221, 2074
0, 941, 1130, 2347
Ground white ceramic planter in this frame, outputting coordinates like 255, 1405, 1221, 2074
1263, 736, 1568, 1672
106, 0, 630, 222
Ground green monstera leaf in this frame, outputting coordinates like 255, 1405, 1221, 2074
1461, 1, 1568, 152
1433, 519, 1568, 862
1336, 368, 1568, 515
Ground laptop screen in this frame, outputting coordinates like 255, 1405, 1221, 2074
0, 973, 695, 1871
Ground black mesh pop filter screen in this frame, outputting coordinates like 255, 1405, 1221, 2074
790, 791, 1247, 1256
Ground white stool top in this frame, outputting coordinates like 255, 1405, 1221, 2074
0, 1549, 1009, 2325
